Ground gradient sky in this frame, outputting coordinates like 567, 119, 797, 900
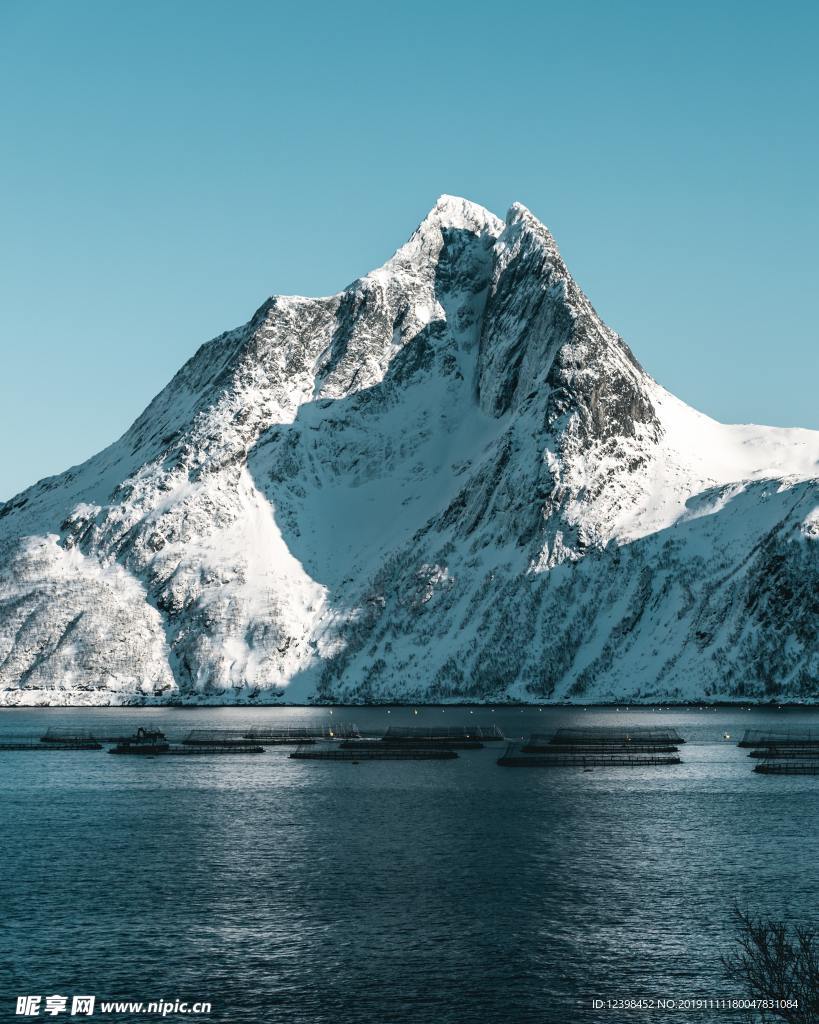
1, 0, 817, 500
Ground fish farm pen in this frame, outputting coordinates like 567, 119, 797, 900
381, 738, 483, 749
182, 729, 276, 747
110, 743, 264, 756
338, 739, 483, 751
243, 721, 361, 742
754, 761, 819, 775
290, 744, 458, 761
108, 728, 266, 756
160, 745, 264, 756
520, 737, 680, 755
739, 729, 819, 748
497, 743, 682, 768
0, 739, 103, 751
547, 726, 685, 746
736, 731, 819, 777
748, 747, 819, 759
40, 728, 103, 745
381, 725, 504, 743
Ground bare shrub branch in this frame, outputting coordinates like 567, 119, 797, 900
721, 908, 818, 1023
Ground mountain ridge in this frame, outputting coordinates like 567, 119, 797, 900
1, 196, 816, 705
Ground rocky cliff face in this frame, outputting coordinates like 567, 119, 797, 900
1, 196, 816, 705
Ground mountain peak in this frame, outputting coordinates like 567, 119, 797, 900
379, 195, 503, 280
1, 195, 816, 707
424, 194, 503, 233
378, 197, 565, 283
503, 200, 562, 255
505, 200, 533, 224
406, 195, 505, 246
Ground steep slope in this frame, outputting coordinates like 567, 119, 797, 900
0, 196, 816, 705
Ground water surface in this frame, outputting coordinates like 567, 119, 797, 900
1, 705, 817, 1023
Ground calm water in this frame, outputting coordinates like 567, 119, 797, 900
1, 705, 817, 1024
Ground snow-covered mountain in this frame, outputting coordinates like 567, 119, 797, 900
1, 196, 817, 705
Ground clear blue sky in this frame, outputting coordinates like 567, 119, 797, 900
1, 0, 817, 501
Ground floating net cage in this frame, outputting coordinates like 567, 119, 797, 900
108, 728, 266, 756
382, 724, 505, 742
749, 747, 819, 760
0, 739, 103, 751
497, 742, 681, 768
548, 726, 685, 746
183, 729, 274, 747
739, 729, 819, 748
754, 760, 819, 775
161, 745, 265, 757
339, 738, 478, 750
521, 735, 680, 754
290, 743, 458, 761
40, 728, 101, 744
243, 721, 361, 741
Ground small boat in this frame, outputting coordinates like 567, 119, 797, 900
109, 727, 170, 755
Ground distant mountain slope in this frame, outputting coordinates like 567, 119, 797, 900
1, 196, 816, 705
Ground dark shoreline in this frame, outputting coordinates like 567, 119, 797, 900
2, 700, 817, 711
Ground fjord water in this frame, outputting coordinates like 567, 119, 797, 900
1, 706, 817, 1024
